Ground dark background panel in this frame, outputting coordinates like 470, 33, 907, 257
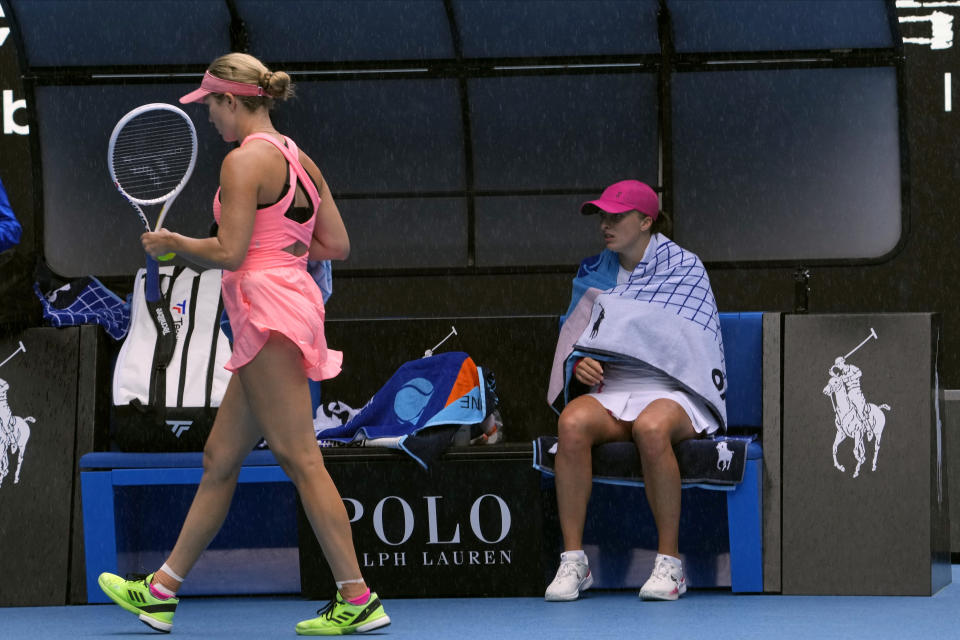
69, 325, 115, 604
238, 0, 454, 62
672, 67, 902, 263
931, 321, 951, 587
781, 314, 940, 595
0, 327, 81, 606
337, 198, 469, 270
452, 0, 660, 58
469, 73, 659, 191
473, 194, 601, 267
270, 78, 465, 195
9, 0, 231, 67
669, 0, 894, 53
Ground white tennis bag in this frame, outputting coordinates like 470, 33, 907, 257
112, 265, 232, 451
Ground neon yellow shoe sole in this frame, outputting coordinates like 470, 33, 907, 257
296, 591, 391, 636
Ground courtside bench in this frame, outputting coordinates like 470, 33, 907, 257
78, 313, 779, 601
79, 449, 298, 603
534, 311, 773, 593
77, 315, 563, 602
79, 444, 545, 601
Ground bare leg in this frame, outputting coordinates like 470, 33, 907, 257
554, 395, 631, 551
155, 375, 264, 592
631, 399, 699, 557
237, 333, 366, 599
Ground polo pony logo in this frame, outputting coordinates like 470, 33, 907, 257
822, 329, 891, 478
590, 304, 605, 339
0, 341, 34, 489
716, 441, 733, 471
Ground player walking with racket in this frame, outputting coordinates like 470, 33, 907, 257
98, 53, 390, 636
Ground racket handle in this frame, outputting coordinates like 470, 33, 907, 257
145, 255, 161, 303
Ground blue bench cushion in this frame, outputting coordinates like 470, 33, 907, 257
533, 435, 760, 488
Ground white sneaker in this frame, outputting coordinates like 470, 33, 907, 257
639, 553, 687, 601
544, 552, 593, 601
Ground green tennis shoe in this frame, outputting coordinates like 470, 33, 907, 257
98, 572, 178, 633
295, 591, 391, 635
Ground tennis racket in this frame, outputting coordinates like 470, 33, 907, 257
108, 103, 197, 368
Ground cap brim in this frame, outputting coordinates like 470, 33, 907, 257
179, 88, 210, 104
580, 199, 637, 215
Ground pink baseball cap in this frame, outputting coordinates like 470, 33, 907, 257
580, 179, 659, 220
179, 71, 266, 104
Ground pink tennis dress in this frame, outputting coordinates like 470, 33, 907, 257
213, 133, 342, 381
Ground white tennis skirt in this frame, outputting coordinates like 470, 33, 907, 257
586, 362, 721, 436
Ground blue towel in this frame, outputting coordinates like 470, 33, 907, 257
561, 249, 620, 325
316, 351, 490, 468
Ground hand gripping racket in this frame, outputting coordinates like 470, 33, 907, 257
108, 103, 197, 369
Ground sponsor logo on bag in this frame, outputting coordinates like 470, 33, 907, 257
168, 419, 192, 438
173, 299, 187, 315
154, 307, 172, 336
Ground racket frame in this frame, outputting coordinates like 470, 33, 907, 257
108, 103, 198, 369
108, 102, 198, 234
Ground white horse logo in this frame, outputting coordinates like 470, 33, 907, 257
0, 377, 34, 488
821, 329, 890, 478
716, 441, 734, 471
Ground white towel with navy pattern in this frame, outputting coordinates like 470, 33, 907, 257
34, 276, 130, 340
565, 234, 727, 430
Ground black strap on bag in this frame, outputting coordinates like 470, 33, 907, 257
146, 266, 184, 410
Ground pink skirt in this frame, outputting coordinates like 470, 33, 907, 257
220, 267, 342, 381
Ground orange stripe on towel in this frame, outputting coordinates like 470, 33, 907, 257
444, 356, 480, 406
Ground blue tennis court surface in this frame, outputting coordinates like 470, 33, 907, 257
4, 566, 959, 640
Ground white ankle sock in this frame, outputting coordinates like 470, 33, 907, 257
159, 563, 184, 583
561, 550, 588, 564
336, 578, 366, 590
656, 553, 682, 568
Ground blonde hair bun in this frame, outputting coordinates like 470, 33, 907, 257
260, 70, 293, 100
208, 52, 294, 107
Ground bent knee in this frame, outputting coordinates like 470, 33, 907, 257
557, 410, 595, 449
557, 404, 617, 451
271, 446, 326, 483
631, 417, 672, 456
201, 447, 244, 483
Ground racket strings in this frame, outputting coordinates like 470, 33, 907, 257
112, 113, 196, 201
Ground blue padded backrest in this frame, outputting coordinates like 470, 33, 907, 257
719, 312, 763, 429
